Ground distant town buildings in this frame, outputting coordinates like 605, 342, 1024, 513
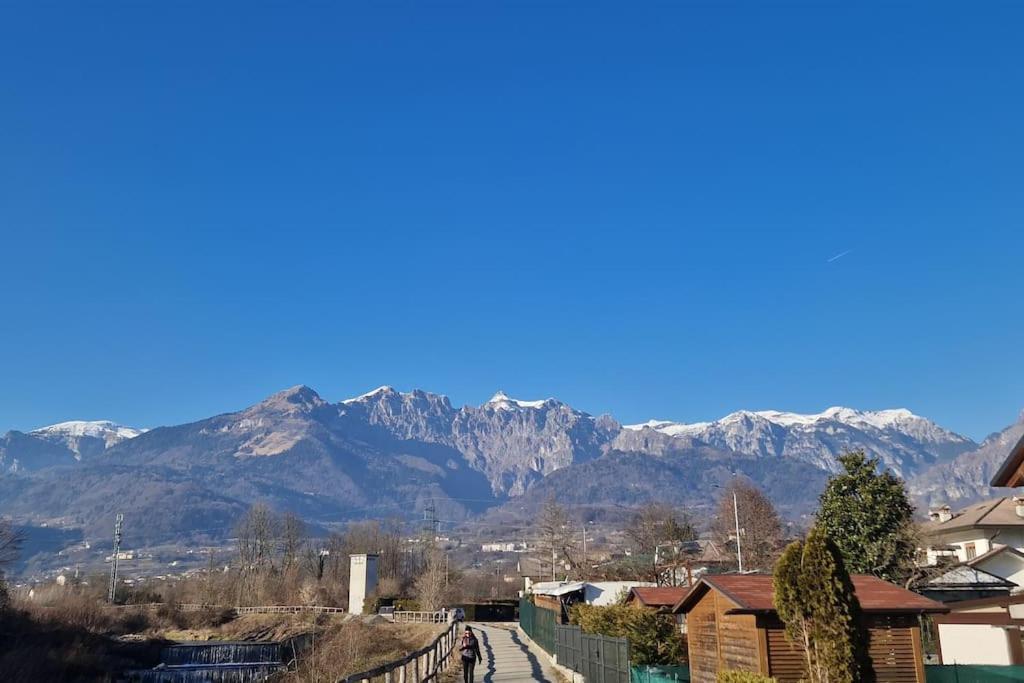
480, 541, 527, 553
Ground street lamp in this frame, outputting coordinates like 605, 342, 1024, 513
712, 483, 744, 573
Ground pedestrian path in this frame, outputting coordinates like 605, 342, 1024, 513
464, 622, 558, 683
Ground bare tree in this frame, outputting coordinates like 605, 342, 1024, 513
535, 496, 578, 580
0, 519, 24, 609
712, 479, 783, 571
415, 546, 450, 612
625, 502, 697, 584
235, 503, 279, 604
236, 502, 278, 570
280, 511, 307, 570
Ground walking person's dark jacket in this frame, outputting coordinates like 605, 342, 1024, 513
459, 628, 483, 683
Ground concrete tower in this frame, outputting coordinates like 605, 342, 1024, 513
348, 553, 379, 614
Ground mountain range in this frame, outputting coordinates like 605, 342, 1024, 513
0, 385, 1017, 545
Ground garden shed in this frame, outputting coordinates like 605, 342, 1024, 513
672, 574, 946, 683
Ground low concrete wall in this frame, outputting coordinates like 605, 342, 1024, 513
517, 625, 585, 683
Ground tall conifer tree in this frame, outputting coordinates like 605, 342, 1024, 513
774, 527, 871, 683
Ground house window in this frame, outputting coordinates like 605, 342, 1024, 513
965, 543, 977, 560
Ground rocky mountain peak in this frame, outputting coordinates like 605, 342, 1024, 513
254, 385, 327, 415
483, 391, 557, 411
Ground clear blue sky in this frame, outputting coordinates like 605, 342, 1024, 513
1, 2, 1022, 441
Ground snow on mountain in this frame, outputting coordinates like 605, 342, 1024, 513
624, 406, 975, 477
484, 391, 552, 410
341, 385, 396, 404
31, 420, 145, 444
29, 420, 145, 458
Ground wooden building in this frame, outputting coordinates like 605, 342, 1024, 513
625, 586, 691, 613
672, 574, 946, 683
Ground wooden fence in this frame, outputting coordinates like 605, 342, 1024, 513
234, 605, 347, 615
105, 602, 347, 615
341, 620, 460, 683
392, 610, 450, 624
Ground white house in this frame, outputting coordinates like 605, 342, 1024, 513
968, 545, 1024, 589
920, 497, 1024, 568
934, 594, 1024, 665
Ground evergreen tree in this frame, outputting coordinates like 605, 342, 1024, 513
571, 603, 687, 665
816, 451, 917, 583
773, 526, 871, 683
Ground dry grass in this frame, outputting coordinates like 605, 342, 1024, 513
0, 607, 164, 683
160, 612, 323, 642
286, 620, 441, 682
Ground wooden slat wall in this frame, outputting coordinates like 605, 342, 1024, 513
718, 610, 759, 673
766, 627, 808, 682
685, 589, 762, 682
686, 590, 720, 683
867, 615, 920, 683
763, 615, 924, 683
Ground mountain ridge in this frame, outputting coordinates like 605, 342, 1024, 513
0, 384, 1012, 545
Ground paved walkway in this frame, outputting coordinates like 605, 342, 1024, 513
460, 622, 558, 683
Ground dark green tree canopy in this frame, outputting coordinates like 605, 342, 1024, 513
816, 451, 917, 583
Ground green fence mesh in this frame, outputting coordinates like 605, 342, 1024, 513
631, 665, 691, 683
925, 664, 1024, 682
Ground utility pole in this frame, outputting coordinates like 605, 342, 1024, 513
713, 481, 745, 573
733, 491, 744, 573
581, 525, 587, 576
108, 512, 123, 603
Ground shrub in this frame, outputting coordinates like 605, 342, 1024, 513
717, 672, 777, 683
117, 609, 151, 634
570, 604, 686, 665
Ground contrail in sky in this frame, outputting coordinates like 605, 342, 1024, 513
827, 249, 852, 263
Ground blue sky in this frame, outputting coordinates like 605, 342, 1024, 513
1, 2, 1022, 440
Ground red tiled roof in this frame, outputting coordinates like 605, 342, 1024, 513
627, 586, 690, 607
673, 574, 946, 615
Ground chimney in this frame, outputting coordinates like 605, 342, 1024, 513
929, 505, 953, 523
1014, 497, 1024, 519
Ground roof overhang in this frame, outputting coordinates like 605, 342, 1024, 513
672, 578, 714, 614
531, 581, 586, 597
991, 433, 1024, 487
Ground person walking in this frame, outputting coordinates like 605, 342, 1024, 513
459, 626, 483, 683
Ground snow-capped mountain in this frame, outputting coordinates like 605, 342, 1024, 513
622, 406, 975, 477
338, 387, 618, 495
0, 419, 144, 473
31, 420, 145, 457
0, 384, 1001, 543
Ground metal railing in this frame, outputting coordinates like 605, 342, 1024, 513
341, 620, 460, 683
104, 602, 347, 615
234, 605, 347, 615
392, 610, 450, 624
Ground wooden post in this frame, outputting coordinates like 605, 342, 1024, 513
413, 654, 420, 683
385, 669, 392, 683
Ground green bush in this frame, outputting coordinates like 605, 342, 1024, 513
570, 603, 686, 665
717, 671, 777, 683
